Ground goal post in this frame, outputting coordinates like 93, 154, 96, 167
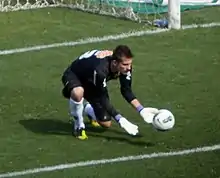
168, 0, 181, 29
0, 0, 219, 29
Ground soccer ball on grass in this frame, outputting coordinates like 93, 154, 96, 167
152, 109, 175, 131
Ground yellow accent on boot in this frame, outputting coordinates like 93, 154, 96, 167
91, 120, 101, 127
76, 129, 88, 140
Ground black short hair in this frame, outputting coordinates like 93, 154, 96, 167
112, 45, 133, 62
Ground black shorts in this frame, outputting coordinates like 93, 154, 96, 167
61, 69, 111, 122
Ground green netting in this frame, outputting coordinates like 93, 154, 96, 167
101, 0, 219, 14
0, 0, 219, 24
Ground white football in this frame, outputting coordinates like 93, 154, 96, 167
152, 109, 175, 131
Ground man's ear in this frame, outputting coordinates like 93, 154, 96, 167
112, 60, 118, 66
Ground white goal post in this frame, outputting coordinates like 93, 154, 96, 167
168, 0, 181, 29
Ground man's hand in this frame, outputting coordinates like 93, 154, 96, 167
139, 107, 159, 124
118, 117, 139, 135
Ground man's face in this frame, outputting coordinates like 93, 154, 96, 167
114, 57, 132, 74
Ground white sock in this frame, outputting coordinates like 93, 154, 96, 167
84, 103, 97, 121
69, 98, 85, 129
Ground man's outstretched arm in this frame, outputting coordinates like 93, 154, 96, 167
119, 70, 159, 123
119, 70, 143, 110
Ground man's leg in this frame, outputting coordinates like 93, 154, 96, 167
84, 89, 112, 128
69, 87, 86, 132
88, 99, 112, 128
62, 70, 88, 140
84, 102, 101, 127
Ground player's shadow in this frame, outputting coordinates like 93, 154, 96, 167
19, 118, 155, 147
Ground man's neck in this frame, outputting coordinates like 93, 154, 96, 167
109, 61, 120, 78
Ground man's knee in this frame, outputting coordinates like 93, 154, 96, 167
96, 113, 112, 128
99, 121, 112, 128
70, 87, 84, 102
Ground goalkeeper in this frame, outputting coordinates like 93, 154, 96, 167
61, 45, 159, 140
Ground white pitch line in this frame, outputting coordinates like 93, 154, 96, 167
0, 22, 220, 56
0, 144, 220, 178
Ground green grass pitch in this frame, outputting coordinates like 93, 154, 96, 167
0, 6, 220, 178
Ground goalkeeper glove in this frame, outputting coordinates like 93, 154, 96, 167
137, 105, 159, 124
115, 115, 139, 135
